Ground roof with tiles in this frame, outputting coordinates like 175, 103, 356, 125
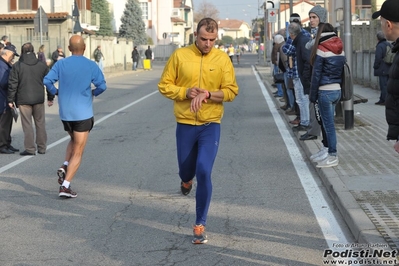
0, 12, 68, 21
217, 19, 245, 30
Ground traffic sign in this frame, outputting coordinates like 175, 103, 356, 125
254, 33, 260, 41
34, 6, 48, 33
268, 9, 277, 23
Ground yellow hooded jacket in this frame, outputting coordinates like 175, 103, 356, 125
158, 43, 238, 125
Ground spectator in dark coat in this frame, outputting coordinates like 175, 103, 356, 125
8, 42, 53, 155
373, 31, 392, 105
0, 44, 19, 154
51, 45, 65, 65
131, 46, 139, 71
372, 0, 399, 153
145, 46, 152, 59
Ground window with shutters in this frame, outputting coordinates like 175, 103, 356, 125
19, 0, 32, 9
10, 0, 38, 11
75, 0, 91, 10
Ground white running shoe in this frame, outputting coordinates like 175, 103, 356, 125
310, 147, 328, 161
312, 150, 329, 162
316, 155, 339, 168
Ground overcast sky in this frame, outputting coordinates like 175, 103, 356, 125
193, 0, 263, 25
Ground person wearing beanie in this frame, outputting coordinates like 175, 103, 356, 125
304, 4, 330, 160
306, 5, 328, 49
309, 23, 345, 168
309, 5, 327, 25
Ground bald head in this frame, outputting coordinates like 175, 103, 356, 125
68, 35, 85, 55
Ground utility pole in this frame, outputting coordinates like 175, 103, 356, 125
343, 0, 354, 129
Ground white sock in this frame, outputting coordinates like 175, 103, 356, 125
62, 180, 70, 188
64, 161, 69, 166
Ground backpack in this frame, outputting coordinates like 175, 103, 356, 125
384, 44, 395, 65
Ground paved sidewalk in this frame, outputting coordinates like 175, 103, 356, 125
255, 64, 399, 253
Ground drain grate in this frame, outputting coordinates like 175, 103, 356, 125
351, 190, 399, 250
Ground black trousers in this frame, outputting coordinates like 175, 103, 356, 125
0, 109, 13, 149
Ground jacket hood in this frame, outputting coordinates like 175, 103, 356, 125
19, 52, 39, 66
319, 32, 343, 55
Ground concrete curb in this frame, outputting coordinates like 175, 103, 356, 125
254, 64, 391, 249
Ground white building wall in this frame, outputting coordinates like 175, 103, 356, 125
156, 0, 173, 45
107, 0, 175, 45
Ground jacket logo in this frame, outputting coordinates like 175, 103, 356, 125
210, 68, 215, 71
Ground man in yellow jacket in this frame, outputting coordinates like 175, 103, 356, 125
158, 17, 239, 244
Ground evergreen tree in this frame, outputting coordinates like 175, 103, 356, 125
118, 0, 146, 45
91, 0, 113, 36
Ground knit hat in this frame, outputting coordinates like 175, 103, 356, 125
290, 13, 301, 23
309, 5, 327, 23
274, 34, 284, 44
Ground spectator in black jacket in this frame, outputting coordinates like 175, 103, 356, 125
8, 42, 54, 156
373, 0, 399, 153
144, 46, 152, 70
288, 22, 312, 132
145, 46, 152, 59
131, 46, 139, 71
51, 45, 65, 65
373, 31, 391, 105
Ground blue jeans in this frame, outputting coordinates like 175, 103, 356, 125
133, 61, 137, 70
284, 72, 295, 109
318, 89, 341, 156
96, 58, 103, 72
273, 65, 283, 96
176, 123, 220, 226
378, 75, 388, 102
293, 78, 309, 126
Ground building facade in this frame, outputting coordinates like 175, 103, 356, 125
0, 0, 99, 51
108, 0, 194, 47
217, 19, 251, 42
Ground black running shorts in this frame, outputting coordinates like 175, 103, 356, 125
61, 117, 94, 132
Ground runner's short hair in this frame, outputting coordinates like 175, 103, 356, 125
196, 18, 218, 33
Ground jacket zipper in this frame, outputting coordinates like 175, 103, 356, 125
196, 54, 204, 124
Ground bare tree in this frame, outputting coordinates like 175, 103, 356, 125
193, 1, 220, 23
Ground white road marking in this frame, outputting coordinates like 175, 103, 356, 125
0, 91, 158, 174
252, 66, 350, 248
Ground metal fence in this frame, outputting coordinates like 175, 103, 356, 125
8, 36, 68, 62
138, 44, 178, 61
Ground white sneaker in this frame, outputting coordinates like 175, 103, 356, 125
312, 150, 329, 162
316, 155, 339, 168
310, 147, 328, 161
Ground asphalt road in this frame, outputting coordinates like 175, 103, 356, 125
0, 54, 354, 266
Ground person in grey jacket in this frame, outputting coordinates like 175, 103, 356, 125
373, 31, 391, 105
8, 43, 53, 155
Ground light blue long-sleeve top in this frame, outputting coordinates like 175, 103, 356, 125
43, 55, 106, 121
